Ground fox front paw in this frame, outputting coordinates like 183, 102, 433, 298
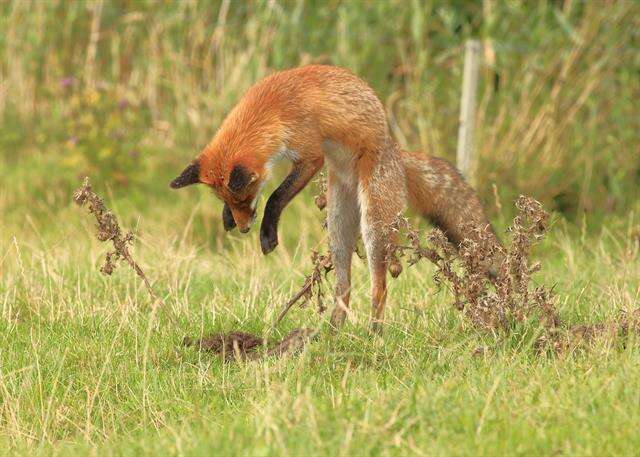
260, 224, 278, 255
222, 204, 236, 231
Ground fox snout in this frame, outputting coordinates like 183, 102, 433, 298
229, 206, 256, 233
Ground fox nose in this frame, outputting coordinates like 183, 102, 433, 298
233, 210, 255, 234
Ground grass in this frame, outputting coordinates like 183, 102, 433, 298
1, 168, 639, 455
1, 0, 639, 455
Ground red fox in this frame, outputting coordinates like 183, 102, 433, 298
171, 65, 500, 331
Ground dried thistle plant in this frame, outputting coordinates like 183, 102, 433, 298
387, 196, 640, 353
73, 177, 156, 299
387, 196, 558, 332
273, 171, 335, 326
274, 250, 334, 326
314, 171, 328, 210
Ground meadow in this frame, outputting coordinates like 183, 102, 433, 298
1, 1, 639, 455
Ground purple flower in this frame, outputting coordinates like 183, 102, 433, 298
118, 98, 129, 110
60, 77, 76, 88
69, 136, 79, 146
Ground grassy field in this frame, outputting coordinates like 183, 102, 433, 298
1, 1, 640, 455
1, 171, 639, 455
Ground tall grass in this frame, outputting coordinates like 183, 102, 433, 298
0, 0, 638, 214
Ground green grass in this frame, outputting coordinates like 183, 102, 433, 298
1, 0, 640, 455
1, 158, 639, 454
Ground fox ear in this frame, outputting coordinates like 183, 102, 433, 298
227, 164, 257, 194
170, 162, 200, 189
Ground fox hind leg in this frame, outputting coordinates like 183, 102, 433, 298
358, 152, 406, 333
326, 170, 360, 330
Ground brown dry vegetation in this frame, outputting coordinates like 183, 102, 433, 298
74, 176, 638, 361
388, 196, 640, 354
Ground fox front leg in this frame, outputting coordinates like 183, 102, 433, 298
222, 203, 236, 231
260, 159, 322, 255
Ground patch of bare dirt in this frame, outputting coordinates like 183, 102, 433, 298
183, 328, 317, 361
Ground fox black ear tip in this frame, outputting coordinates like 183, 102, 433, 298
171, 162, 201, 189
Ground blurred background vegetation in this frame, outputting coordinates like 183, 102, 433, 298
1, 0, 638, 224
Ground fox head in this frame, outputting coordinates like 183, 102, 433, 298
169, 91, 286, 238
170, 155, 266, 233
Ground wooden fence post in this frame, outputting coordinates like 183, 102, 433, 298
456, 39, 482, 181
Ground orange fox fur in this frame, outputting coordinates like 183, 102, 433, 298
171, 65, 499, 331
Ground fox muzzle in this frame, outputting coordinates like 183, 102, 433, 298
234, 209, 256, 233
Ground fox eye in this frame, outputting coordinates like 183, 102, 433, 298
229, 194, 252, 207
227, 165, 257, 194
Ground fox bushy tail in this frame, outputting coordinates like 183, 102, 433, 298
401, 151, 502, 274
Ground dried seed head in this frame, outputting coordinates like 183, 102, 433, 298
314, 194, 327, 210
388, 259, 403, 278
74, 177, 157, 299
